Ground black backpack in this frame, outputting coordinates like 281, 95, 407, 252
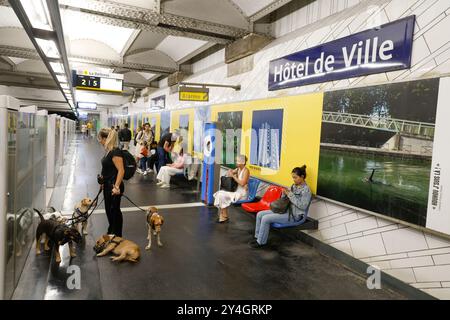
122, 150, 137, 180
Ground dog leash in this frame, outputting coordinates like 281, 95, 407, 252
65, 188, 103, 226
121, 194, 148, 213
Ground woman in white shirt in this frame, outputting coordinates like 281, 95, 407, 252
156, 149, 186, 188
213, 155, 249, 223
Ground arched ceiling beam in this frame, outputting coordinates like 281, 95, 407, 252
57, 0, 250, 44
0, 44, 177, 74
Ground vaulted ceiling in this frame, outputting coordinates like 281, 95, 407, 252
0, 0, 294, 111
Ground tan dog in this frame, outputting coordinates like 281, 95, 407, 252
73, 197, 95, 235
146, 207, 164, 250
94, 235, 140, 262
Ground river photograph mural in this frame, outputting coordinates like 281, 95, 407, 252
317, 78, 440, 226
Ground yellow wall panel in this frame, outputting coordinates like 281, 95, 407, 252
212, 93, 323, 194
170, 108, 195, 154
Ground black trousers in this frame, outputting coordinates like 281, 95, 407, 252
146, 153, 158, 171
103, 182, 124, 237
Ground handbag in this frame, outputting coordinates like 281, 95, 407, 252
270, 186, 292, 214
220, 176, 238, 192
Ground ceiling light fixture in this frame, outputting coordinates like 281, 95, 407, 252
49, 61, 64, 74
19, 0, 53, 31
11, 0, 77, 116
57, 75, 68, 83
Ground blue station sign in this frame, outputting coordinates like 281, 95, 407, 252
268, 16, 415, 91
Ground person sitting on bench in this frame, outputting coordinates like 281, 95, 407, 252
250, 165, 312, 249
156, 131, 181, 173
156, 148, 186, 188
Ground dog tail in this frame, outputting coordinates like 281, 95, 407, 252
33, 208, 45, 222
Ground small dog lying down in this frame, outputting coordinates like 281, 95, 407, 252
35, 209, 82, 263
146, 207, 164, 250
94, 235, 140, 262
73, 197, 95, 235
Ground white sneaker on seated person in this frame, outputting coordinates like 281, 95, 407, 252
156, 180, 164, 186
159, 183, 170, 188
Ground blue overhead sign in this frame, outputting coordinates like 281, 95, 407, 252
268, 16, 415, 91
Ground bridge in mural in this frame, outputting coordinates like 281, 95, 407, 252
322, 111, 435, 139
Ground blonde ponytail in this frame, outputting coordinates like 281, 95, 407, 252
98, 128, 118, 151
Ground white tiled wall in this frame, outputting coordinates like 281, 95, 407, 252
125, 0, 450, 299
306, 198, 450, 299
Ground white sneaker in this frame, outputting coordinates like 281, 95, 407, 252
160, 183, 170, 189
143, 171, 148, 176
136, 168, 143, 174
146, 168, 153, 173
156, 181, 164, 186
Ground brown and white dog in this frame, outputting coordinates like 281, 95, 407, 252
94, 234, 140, 262
145, 207, 164, 250
73, 197, 95, 235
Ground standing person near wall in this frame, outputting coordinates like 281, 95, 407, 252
156, 132, 179, 173
141, 123, 154, 144
81, 123, 87, 137
118, 123, 132, 150
97, 128, 125, 237
134, 125, 143, 146
139, 123, 154, 173
134, 125, 143, 163
86, 121, 93, 137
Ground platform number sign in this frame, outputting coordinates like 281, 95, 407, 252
76, 75, 101, 89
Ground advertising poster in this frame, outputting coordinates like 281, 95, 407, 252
179, 114, 189, 152
426, 77, 450, 235
160, 111, 171, 138
217, 111, 243, 168
133, 115, 138, 135
194, 106, 211, 155
317, 78, 440, 227
250, 109, 283, 170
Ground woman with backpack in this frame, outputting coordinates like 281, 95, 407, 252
97, 128, 125, 237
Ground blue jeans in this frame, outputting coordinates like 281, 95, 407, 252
156, 146, 172, 173
140, 157, 148, 170
255, 210, 291, 245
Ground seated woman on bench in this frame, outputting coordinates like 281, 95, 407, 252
213, 155, 249, 223
156, 148, 186, 189
250, 165, 312, 249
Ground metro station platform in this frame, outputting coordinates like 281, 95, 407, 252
12, 136, 406, 300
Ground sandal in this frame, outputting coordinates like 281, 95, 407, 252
217, 217, 229, 223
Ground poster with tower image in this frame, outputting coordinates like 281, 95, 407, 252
250, 109, 283, 171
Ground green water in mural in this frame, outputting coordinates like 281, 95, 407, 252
317, 149, 431, 226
